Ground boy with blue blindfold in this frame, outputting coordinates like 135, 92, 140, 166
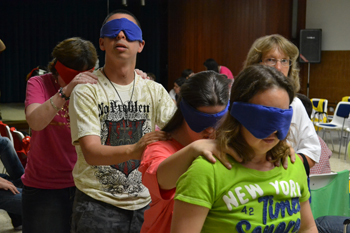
172, 65, 318, 233
69, 9, 176, 232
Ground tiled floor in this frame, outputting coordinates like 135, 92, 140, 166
0, 210, 20, 233
322, 130, 350, 172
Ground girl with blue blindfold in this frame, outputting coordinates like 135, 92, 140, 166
139, 71, 241, 233
172, 65, 318, 233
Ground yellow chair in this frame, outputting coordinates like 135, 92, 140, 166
342, 96, 350, 102
311, 98, 334, 150
311, 98, 328, 131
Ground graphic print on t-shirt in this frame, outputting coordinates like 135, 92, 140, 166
105, 119, 144, 176
94, 100, 152, 196
222, 181, 302, 232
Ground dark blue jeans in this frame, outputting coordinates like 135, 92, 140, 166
316, 216, 350, 233
0, 136, 24, 187
0, 184, 22, 227
0, 136, 24, 227
22, 185, 76, 233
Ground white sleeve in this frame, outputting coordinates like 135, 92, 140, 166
169, 89, 176, 101
288, 97, 321, 163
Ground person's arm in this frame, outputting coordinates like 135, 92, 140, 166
299, 201, 318, 232
157, 139, 240, 190
291, 98, 321, 168
171, 200, 209, 233
79, 131, 169, 165
26, 72, 97, 131
298, 153, 316, 168
0, 177, 19, 195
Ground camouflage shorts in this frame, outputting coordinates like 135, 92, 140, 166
71, 189, 149, 233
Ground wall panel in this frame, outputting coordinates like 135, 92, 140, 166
168, 0, 297, 90
300, 51, 350, 111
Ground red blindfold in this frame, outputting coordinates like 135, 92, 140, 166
55, 60, 94, 84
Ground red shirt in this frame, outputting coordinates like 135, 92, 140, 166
22, 74, 77, 189
139, 139, 184, 233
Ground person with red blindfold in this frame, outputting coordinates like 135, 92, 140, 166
22, 37, 98, 233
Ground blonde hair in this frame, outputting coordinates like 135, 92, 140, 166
243, 34, 300, 92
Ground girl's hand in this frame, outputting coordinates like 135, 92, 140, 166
132, 131, 171, 160
270, 142, 296, 169
190, 139, 242, 169
135, 69, 149, 80
62, 71, 98, 98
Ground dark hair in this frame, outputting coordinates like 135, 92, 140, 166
48, 37, 98, 78
174, 77, 186, 87
216, 64, 295, 163
162, 71, 230, 132
147, 72, 156, 81
296, 93, 312, 119
181, 69, 194, 78
203, 58, 219, 73
102, 9, 141, 28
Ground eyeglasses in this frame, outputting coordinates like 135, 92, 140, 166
261, 58, 292, 67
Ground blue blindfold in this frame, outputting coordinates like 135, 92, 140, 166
100, 18, 143, 42
180, 99, 230, 133
230, 102, 293, 140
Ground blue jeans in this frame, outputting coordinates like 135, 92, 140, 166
0, 136, 24, 187
0, 183, 22, 227
22, 185, 76, 233
0, 136, 24, 227
316, 216, 350, 233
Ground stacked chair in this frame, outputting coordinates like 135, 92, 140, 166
0, 121, 30, 171
10, 127, 30, 168
311, 98, 329, 128
0, 121, 13, 145
315, 102, 350, 158
311, 98, 333, 149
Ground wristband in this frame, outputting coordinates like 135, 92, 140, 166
298, 153, 310, 177
58, 87, 70, 101
50, 97, 60, 111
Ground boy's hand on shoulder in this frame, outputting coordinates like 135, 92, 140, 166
131, 131, 171, 159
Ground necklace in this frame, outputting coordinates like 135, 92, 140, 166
102, 68, 135, 123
